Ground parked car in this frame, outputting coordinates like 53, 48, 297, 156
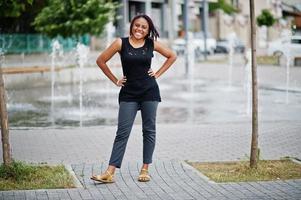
172, 32, 217, 56
193, 32, 217, 55
214, 38, 245, 53
267, 34, 301, 60
172, 38, 187, 56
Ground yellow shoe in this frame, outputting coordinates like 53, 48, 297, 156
91, 170, 115, 183
138, 169, 150, 182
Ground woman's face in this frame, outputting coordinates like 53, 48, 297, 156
131, 17, 149, 40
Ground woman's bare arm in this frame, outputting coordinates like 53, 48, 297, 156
153, 41, 177, 79
96, 38, 126, 86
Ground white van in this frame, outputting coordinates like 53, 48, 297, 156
267, 34, 301, 65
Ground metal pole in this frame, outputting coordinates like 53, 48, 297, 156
184, 0, 189, 76
123, 0, 128, 36
145, 0, 152, 17
169, 0, 178, 41
202, 0, 208, 60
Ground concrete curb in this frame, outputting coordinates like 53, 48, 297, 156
290, 157, 301, 165
181, 160, 217, 184
64, 164, 84, 188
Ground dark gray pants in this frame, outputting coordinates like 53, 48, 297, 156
109, 101, 159, 168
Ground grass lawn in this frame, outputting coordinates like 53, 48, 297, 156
199, 55, 280, 66
0, 161, 76, 191
188, 159, 301, 183
257, 55, 279, 65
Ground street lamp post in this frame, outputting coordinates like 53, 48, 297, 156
145, 0, 152, 17
122, 0, 128, 36
202, 0, 208, 61
184, 0, 189, 76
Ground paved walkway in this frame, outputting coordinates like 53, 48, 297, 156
1, 121, 301, 199
1, 160, 301, 200
7, 122, 301, 164
1, 160, 301, 199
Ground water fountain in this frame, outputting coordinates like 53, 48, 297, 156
281, 30, 292, 104
76, 43, 89, 127
20, 53, 25, 64
0, 35, 12, 105
0, 45, 4, 68
0, 51, 5, 81
244, 48, 252, 115
50, 39, 63, 125
188, 33, 195, 123
0, 35, 12, 66
227, 32, 236, 89
106, 21, 115, 47
4, 30, 301, 127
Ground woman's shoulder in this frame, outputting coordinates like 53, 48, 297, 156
115, 37, 123, 44
146, 37, 154, 48
119, 37, 130, 47
109, 37, 122, 45
153, 39, 170, 52
104, 38, 123, 52
120, 37, 129, 42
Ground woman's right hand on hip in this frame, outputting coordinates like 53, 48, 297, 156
116, 76, 127, 87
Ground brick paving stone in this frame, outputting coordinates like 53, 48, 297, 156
155, 161, 192, 200
24, 191, 37, 200
5, 121, 300, 164
3, 196, 15, 200
56, 190, 71, 200
67, 189, 83, 200
1, 160, 301, 199
13, 191, 26, 200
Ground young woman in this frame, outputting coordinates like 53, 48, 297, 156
91, 14, 176, 183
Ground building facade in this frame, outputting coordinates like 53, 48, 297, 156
111, 0, 300, 50
210, 0, 301, 49
116, 0, 217, 40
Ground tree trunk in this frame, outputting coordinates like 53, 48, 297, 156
249, 0, 259, 168
0, 56, 12, 166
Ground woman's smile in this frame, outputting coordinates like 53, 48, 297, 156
134, 31, 143, 38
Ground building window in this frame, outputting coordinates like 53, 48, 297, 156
129, 1, 145, 22
231, 0, 239, 9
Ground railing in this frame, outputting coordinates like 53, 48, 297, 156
0, 34, 90, 54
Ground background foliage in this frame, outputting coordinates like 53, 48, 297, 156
0, 0, 42, 33
209, 0, 237, 15
32, 0, 118, 38
0, 0, 33, 18
256, 9, 276, 27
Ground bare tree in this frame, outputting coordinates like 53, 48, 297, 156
249, 0, 259, 168
0, 52, 12, 166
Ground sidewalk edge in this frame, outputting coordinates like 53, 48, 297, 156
64, 164, 84, 188
180, 160, 217, 184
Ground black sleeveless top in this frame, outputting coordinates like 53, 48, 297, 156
118, 37, 161, 103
